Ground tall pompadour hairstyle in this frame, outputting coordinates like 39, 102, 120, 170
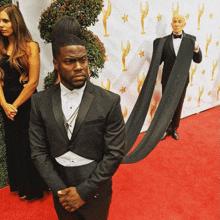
53, 16, 83, 40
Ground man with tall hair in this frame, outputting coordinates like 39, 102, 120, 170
159, 13, 202, 140
29, 19, 125, 219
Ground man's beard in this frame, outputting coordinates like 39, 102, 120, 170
73, 77, 87, 89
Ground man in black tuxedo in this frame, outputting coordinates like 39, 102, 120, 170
158, 14, 202, 140
29, 32, 125, 219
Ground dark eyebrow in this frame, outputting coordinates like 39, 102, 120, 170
2, 18, 10, 22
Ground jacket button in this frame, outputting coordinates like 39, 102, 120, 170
94, 194, 99, 198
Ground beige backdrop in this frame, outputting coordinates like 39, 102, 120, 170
18, 0, 220, 132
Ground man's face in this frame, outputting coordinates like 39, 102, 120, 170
54, 45, 89, 90
171, 14, 186, 35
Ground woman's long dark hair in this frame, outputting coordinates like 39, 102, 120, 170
0, 4, 33, 83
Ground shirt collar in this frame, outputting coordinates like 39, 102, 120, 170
172, 31, 183, 37
60, 82, 86, 97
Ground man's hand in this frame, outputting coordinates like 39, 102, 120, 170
194, 41, 199, 52
57, 187, 86, 212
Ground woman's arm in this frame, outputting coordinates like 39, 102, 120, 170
12, 41, 40, 109
0, 83, 17, 120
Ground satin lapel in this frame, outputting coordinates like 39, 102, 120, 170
70, 81, 94, 141
176, 33, 193, 62
52, 84, 69, 143
169, 34, 176, 57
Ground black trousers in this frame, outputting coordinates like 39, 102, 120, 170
53, 161, 112, 220
162, 82, 188, 132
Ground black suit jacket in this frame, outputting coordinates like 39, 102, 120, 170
154, 31, 202, 86
29, 80, 125, 201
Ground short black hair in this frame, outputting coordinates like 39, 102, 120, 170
52, 34, 85, 59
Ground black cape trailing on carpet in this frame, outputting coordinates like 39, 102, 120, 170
122, 36, 195, 163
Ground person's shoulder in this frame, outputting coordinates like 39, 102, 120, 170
26, 41, 40, 55
154, 35, 169, 43
89, 81, 120, 100
184, 33, 196, 41
153, 35, 169, 49
154, 38, 161, 43
32, 84, 58, 100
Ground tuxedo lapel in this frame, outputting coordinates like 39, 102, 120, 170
71, 81, 94, 141
52, 84, 69, 143
176, 32, 193, 61
169, 34, 176, 57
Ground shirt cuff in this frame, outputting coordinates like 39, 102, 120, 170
194, 48, 200, 53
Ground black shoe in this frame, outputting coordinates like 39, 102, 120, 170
172, 131, 179, 140
161, 132, 168, 140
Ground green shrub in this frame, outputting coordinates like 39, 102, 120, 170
0, 0, 12, 7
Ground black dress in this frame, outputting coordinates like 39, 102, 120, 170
0, 55, 48, 199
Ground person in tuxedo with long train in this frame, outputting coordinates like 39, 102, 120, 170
159, 13, 202, 140
123, 13, 202, 163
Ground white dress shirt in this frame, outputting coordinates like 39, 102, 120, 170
172, 32, 199, 55
173, 32, 182, 55
55, 82, 94, 167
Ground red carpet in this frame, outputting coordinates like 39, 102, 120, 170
0, 107, 219, 220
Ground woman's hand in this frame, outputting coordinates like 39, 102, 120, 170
3, 103, 17, 121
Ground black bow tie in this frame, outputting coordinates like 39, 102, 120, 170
173, 34, 182, 39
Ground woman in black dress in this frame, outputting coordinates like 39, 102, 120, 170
0, 4, 47, 200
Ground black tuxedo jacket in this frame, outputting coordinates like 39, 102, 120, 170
154, 31, 202, 86
29, 80, 125, 201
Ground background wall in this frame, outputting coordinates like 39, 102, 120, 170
18, 0, 220, 131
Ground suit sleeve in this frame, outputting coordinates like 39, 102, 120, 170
29, 95, 67, 195
76, 95, 125, 201
193, 48, 202, 63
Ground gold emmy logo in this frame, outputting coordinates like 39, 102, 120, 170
197, 3, 204, 30
123, 107, 128, 118
140, 2, 149, 34
205, 34, 212, 57
121, 40, 130, 71
51, 0, 53, 3
102, 0, 112, 37
137, 73, 146, 94
217, 83, 220, 100
190, 63, 197, 86
101, 79, 111, 90
198, 86, 204, 107
172, 2, 179, 15
211, 60, 218, 81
